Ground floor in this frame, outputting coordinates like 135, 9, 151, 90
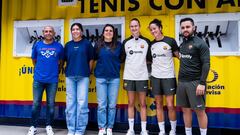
0, 125, 122, 135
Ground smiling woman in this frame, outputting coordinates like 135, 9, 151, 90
64, 22, 95, 135
93, 24, 122, 135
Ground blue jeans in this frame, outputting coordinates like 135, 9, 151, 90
31, 80, 58, 127
65, 76, 89, 135
96, 78, 120, 129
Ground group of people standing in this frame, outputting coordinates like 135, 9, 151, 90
27, 17, 210, 135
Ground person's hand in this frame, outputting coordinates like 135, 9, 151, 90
196, 84, 205, 96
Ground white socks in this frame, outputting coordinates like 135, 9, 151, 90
185, 127, 207, 135
128, 118, 134, 131
185, 127, 192, 135
141, 121, 147, 131
129, 119, 179, 134
128, 119, 148, 132
200, 128, 207, 135
158, 122, 165, 133
170, 120, 177, 131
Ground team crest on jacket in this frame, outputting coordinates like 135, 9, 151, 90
163, 46, 168, 50
124, 82, 127, 88
140, 44, 144, 48
188, 45, 193, 49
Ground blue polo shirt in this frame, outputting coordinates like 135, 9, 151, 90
64, 38, 94, 77
94, 41, 122, 78
31, 40, 64, 83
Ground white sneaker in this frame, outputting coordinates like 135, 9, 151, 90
126, 130, 135, 135
107, 128, 113, 135
158, 132, 165, 135
140, 130, 148, 135
169, 130, 176, 135
98, 128, 106, 135
27, 126, 37, 135
46, 125, 54, 135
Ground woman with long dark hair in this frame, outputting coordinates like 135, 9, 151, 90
149, 19, 179, 135
94, 24, 122, 135
64, 23, 94, 135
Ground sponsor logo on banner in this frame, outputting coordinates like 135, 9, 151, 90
206, 69, 225, 95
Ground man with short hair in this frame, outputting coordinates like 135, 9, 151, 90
177, 17, 210, 135
27, 26, 64, 135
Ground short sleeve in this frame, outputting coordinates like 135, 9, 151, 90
88, 42, 94, 61
31, 42, 38, 60
171, 38, 179, 53
59, 44, 64, 60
